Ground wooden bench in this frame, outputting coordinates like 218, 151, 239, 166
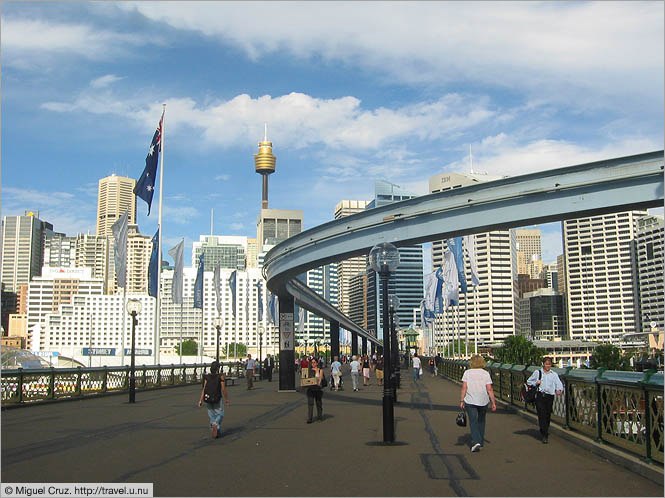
224, 377, 239, 386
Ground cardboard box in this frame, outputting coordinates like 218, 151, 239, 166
301, 377, 318, 387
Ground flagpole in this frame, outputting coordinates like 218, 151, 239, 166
179, 301, 183, 365
200, 287, 204, 364
474, 286, 478, 355
154, 103, 166, 366
122, 286, 126, 366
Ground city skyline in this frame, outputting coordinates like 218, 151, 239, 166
2, 2, 663, 267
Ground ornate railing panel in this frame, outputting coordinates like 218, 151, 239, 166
440, 359, 664, 465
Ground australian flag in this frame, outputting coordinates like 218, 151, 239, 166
134, 112, 163, 215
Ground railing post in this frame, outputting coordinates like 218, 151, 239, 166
142, 366, 147, 388
17, 368, 24, 404
171, 364, 175, 385
102, 366, 108, 393
563, 377, 570, 430
595, 369, 605, 443
642, 369, 655, 463
49, 367, 55, 400
76, 366, 82, 397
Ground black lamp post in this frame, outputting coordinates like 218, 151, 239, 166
388, 295, 400, 401
214, 317, 224, 362
126, 299, 142, 404
393, 314, 401, 393
370, 242, 400, 444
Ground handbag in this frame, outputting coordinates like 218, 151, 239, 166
520, 369, 541, 404
419, 367, 423, 376
456, 410, 467, 427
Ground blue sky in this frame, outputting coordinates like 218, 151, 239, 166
2, 1, 663, 268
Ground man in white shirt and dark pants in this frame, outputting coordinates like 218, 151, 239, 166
527, 356, 564, 444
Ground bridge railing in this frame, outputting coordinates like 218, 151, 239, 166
428, 357, 664, 465
0, 362, 250, 406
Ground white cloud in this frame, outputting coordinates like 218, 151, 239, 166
230, 222, 244, 231
215, 174, 230, 181
1, 18, 163, 69
42, 90, 495, 153
163, 205, 200, 225
121, 2, 663, 107
90, 74, 124, 89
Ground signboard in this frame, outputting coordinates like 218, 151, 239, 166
279, 312, 294, 351
123, 348, 152, 356
34, 351, 59, 367
82, 347, 116, 356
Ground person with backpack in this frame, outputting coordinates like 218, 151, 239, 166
460, 355, 497, 452
198, 361, 230, 438
526, 356, 564, 444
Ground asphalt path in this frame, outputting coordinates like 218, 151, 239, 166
2, 367, 662, 497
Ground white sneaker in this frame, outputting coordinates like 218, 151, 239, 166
471, 443, 481, 452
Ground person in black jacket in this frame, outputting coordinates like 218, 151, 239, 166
198, 361, 230, 438
263, 354, 274, 382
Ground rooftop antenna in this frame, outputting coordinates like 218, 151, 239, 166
469, 144, 474, 175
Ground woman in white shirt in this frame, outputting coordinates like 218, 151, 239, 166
460, 355, 497, 452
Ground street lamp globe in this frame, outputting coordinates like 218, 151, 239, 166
214, 316, 224, 328
126, 299, 142, 315
389, 294, 400, 310
369, 242, 400, 274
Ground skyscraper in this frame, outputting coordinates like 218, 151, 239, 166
1, 211, 53, 293
428, 172, 518, 351
192, 235, 248, 271
334, 200, 370, 316
256, 208, 303, 251
635, 214, 663, 333
563, 210, 647, 343
75, 233, 111, 293
360, 181, 424, 338
96, 174, 136, 237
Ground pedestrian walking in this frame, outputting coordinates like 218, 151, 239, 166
350, 355, 361, 391
375, 355, 384, 386
460, 355, 497, 452
245, 354, 257, 390
412, 353, 422, 381
434, 353, 441, 377
263, 353, 274, 382
362, 354, 371, 386
305, 358, 325, 423
527, 356, 564, 444
198, 361, 230, 439
331, 355, 342, 391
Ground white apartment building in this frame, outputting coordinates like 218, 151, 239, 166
125, 225, 152, 295
26, 267, 104, 350
563, 210, 647, 343
160, 266, 278, 359
75, 233, 111, 293
636, 214, 664, 332
429, 172, 518, 353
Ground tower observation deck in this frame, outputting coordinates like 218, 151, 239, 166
254, 124, 276, 209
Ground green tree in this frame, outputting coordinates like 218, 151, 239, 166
493, 335, 544, 365
222, 342, 247, 358
590, 343, 623, 370
174, 339, 198, 356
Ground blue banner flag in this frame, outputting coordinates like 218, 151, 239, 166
193, 252, 204, 309
447, 237, 467, 294
134, 111, 163, 215
228, 270, 237, 317
148, 229, 160, 298
267, 292, 278, 325
256, 281, 263, 322
111, 210, 128, 289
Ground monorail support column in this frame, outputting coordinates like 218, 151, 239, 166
278, 294, 296, 392
351, 333, 358, 357
330, 321, 340, 361
362, 337, 367, 356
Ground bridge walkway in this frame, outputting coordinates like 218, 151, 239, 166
1, 367, 662, 497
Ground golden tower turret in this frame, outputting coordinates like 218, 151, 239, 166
254, 123, 276, 209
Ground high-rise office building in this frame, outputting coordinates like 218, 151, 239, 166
246, 238, 259, 268
296, 264, 339, 345
1, 211, 54, 294
75, 233, 111, 293
256, 208, 303, 251
428, 172, 518, 351
356, 181, 424, 338
334, 200, 370, 316
516, 229, 542, 261
192, 235, 247, 270
563, 210, 648, 343
44, 233, 77, 268
96, 174, 137, 237
517, 288, 566, 340
635, 214, 664, 333
125, 225, 152, 295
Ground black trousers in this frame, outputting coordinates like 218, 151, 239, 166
307, 388, 323, 421
265, 367, 273, 381
535, 392, 555, 437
